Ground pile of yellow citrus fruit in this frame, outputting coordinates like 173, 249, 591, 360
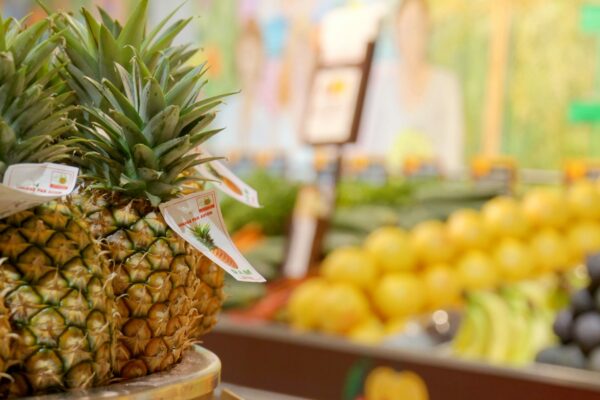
286, 180, 600, 344
364, 367, 429, 400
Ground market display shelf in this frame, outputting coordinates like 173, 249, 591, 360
203, 317, 600, 400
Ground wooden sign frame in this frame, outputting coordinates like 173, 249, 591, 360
301, 42, 375, 146
282, 43, 376, 277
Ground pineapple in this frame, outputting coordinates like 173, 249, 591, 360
60, 1, 231, 374
0, 16, 115, 396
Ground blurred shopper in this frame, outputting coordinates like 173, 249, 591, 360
359, 0, 465, 176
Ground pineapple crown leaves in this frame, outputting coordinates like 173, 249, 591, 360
75, 56, 232, 206
0, 15, 75, 180
49, 0, 198, 102
189, 223, 215, 248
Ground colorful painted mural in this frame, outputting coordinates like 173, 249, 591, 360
188, 0, 600, 171
3, 0, 599, 170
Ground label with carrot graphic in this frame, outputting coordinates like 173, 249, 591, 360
207, 164, 243, 196
190, 223, 238, 269
193, 148, 260, 208
159, 189, 265, 282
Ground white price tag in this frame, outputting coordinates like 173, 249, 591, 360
193, 149, 260, 208
159, 190, 266, 282
0, 163, 79, 219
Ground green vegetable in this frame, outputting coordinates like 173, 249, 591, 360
220, 170, 299, 235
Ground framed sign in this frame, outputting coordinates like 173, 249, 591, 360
302, 42, 375, 145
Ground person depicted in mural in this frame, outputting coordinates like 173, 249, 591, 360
360, 0, 465, 175
236, 18, 265, 148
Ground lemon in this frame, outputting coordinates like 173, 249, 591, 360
396, 371, 429, 400
320, 246, 378, 291
287, 278, 329, 331
364, 367, 399, 400
457, 250, 497, 290
447, 209, 490, 250
529, 229, 571, 273
482, 196, 529, 239
410, 220, 455, 265
422, 264, 462, 310
385, 318, 407, 335
567, 180, 600, 220
347, 317, 386, 345
566, 221, 600, 264
373, 274, 425, 318
521, 187, 569, 229
365, 368, 429, 400
364, 226, 417, 273
494, 238, 536, 281
319, 282, 371, 334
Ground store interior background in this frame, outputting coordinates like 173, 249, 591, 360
4, 1, 600, 399
3, 0, 599, 175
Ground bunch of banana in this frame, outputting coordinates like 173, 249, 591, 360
453, 281, 557, 366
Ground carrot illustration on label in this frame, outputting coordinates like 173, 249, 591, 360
207, 164, 243, 196
190, 223, 238, 269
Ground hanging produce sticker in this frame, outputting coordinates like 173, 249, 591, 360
0, 163, 79, 219
193, 149, 260, 208
159, 189, 265, 282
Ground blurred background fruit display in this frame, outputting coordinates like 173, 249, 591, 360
279, 179, 600, 366
536, 254, 600, 371
223, 173, 504, 310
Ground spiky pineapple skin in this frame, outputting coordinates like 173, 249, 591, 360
76, 191, 224, 379
0, 202, 115, 397
192, 256, 224, 338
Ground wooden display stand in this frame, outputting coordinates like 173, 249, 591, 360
204, 319, 600, 400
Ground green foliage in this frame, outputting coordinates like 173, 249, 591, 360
54, 1, 235, 204
220, 170, 299, 235
0, 15, 74, 180
74, 57, 227, 204
336, 178, 415, 207
52, 0, 196, 99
